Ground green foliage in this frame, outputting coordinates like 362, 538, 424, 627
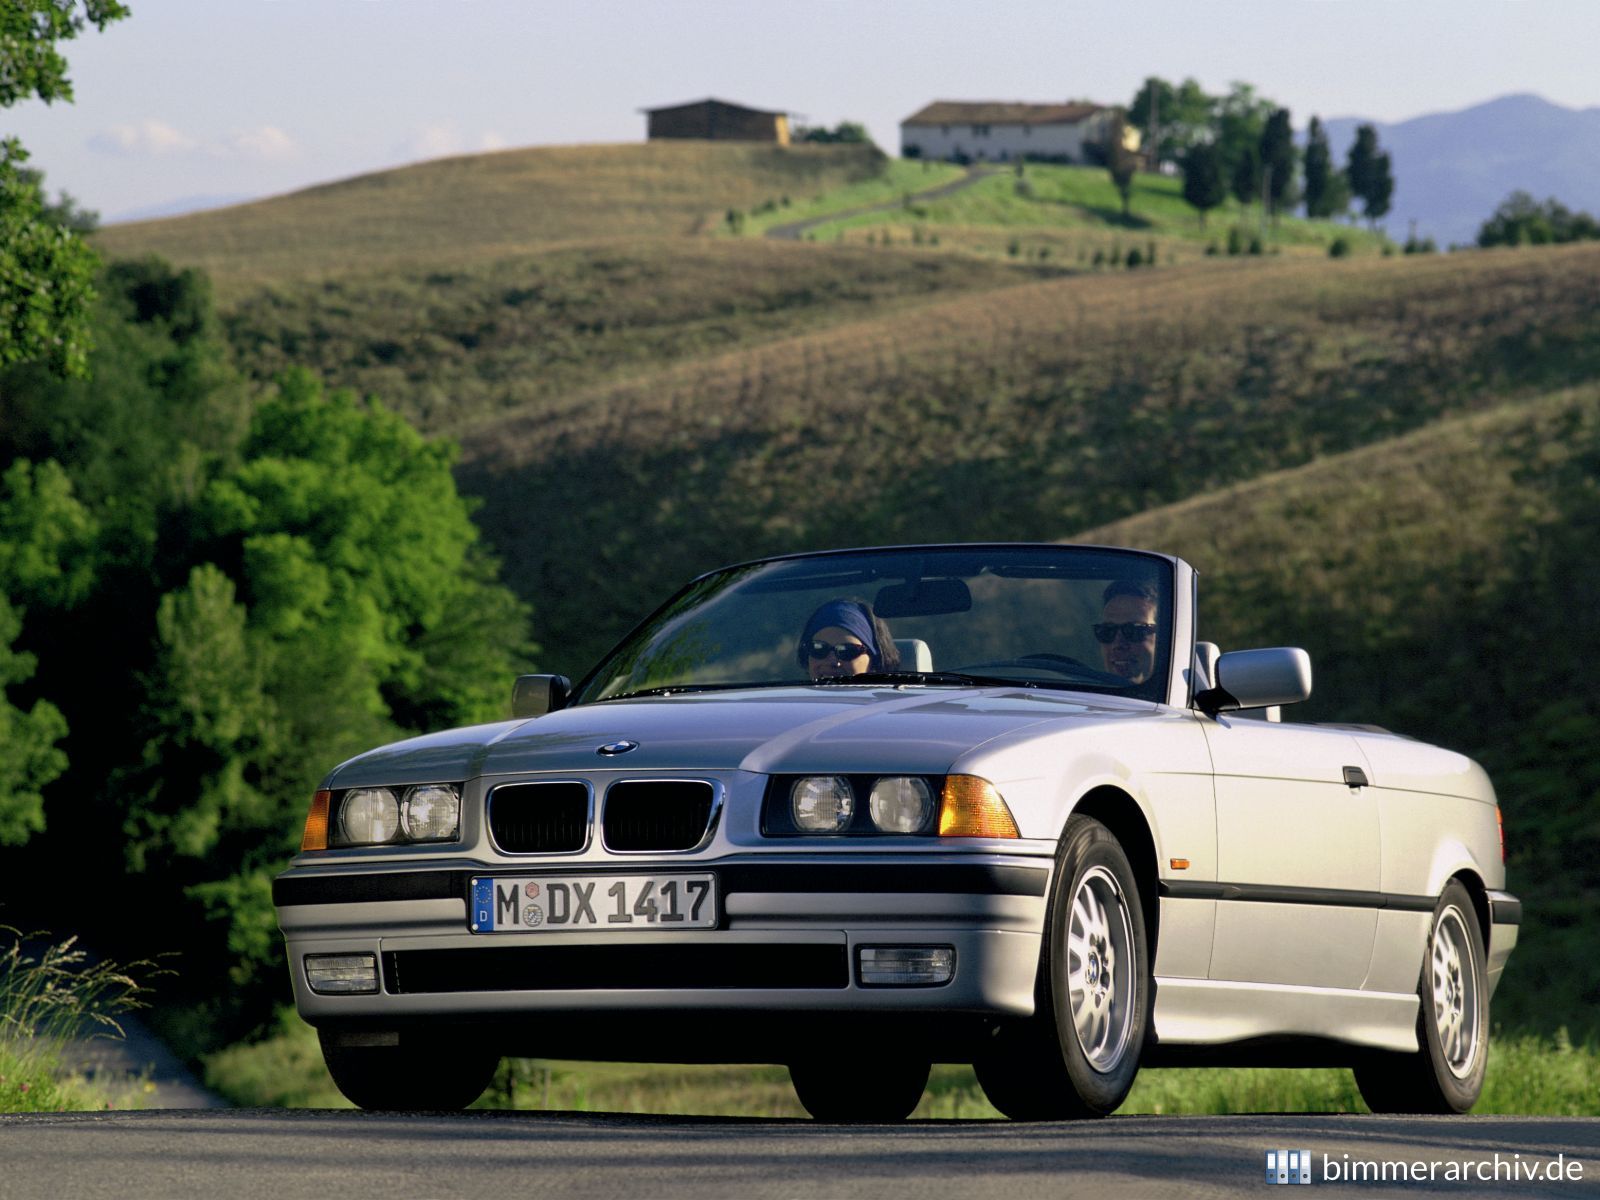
1302, 116, 1338, 219
1328, 235, 1351, 257
0, 1, 130, 107
0, 257, 537, 1043
1180, 142, 1225, 225
1478, 191, 1600, 248
0, 1, 128, 377
1258, 107, 1295, 216
0, 141, 99, 376
796, 121, 870, 145
1129, 76, 1219, 166
1345, 124, 1394, 226
1105, 112, 1137, 219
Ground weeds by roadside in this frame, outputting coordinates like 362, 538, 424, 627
0, 925, 149, 1112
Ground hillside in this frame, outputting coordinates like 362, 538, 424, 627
1080, 384, 1600, 1034
1324, 93, 1600, 245
452, 242, 1600, 672
90, 142, 891, 296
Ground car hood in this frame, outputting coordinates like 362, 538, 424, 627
326, 686, 1149, 787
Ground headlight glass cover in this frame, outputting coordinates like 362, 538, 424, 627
868, 776, 934, 834
791, 776, 854, 833
338, 787, 400, 845
401, 784, 460, 841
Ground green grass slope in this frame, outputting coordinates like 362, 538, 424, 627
454, 243, 1600, 674
1081, 384, 1600, 1036
92, 142, 890, 295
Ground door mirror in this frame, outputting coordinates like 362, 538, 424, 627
1195, 648, 1310, 716
512, 674, 571, 719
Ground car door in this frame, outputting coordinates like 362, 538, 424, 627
1201, 715, 1379, 990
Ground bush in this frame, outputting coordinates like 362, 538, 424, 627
1404, 236, 1437, 255
1328, 236, 1351, 258
1126, 248, 1144, 268
1226, 227, 1244, 256
1248, 236, 1264, 256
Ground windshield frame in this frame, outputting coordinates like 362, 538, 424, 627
570, 542, 1190, 707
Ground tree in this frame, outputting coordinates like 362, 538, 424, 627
1346, 124, 1381, 220
1105, 110, 1138, 220
1129, 76, 1214, 166
0, 1, 130, 376
1365, 152, 1394, 227
1476, 191, 1600, 247
1214, 82, 1274, 205
1181, 142, 1225, 226
1258, 107, 1295, 221
1302, 117, 1337, 218
797, 121, 870, 145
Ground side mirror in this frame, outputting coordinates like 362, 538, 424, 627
512, 674, 571, 719
1195, 648, 1311, 716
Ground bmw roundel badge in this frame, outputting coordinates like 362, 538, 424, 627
597, 740, 639, 756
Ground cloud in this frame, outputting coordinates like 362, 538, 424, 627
392, 123, 512, 162
89, 119, 299, 161
225, 125, 298, 160
89, 119, 199, 156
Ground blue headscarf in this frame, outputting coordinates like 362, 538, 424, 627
798, 600, 880, 669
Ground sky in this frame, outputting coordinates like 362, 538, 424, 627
8, 0, 1600, 222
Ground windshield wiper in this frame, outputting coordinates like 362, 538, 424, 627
598, 681, 796, 703
811, 671, 1038, 688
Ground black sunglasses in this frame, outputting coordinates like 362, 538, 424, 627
808, 639, 870, 660
1093, 622, 1158, 645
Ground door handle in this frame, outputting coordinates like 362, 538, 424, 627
1343, 766, 1370, 789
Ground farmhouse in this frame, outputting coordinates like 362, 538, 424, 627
900, 101, 1119, 164
643, 98, 791, 146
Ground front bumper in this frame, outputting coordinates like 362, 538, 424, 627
275, 854, 1051, 1057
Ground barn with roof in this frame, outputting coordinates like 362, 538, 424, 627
643, 98, 791, 146
900, 101, 1117, 164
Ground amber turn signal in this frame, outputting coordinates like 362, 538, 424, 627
938, 775, 1020, 838
301, 789, 332, 851
1496, 806, 1505, 863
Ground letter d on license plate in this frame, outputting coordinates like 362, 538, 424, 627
470, 874, 717, 933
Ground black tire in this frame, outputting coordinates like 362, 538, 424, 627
975, 814, 1150, 1120
319, 1030, 500, 1111
1354, 880, 1488, 1114
789, 1057, 929, 1122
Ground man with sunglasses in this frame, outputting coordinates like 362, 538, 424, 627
797, 599, 901, 681
1094, 581, 1160, 685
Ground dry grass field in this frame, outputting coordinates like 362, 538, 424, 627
451, 242, 1600, 671
93, 142, 890, 297
223, 238, 1059, 429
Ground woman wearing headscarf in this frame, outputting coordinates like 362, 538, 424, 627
796, 599, 901, 680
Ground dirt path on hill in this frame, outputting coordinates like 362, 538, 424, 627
764, 164, 1003, 240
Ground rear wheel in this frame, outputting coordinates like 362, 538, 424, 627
1354, 880, 1488, 1114
319, 1030, 500, 1111
975, 814, 1150, 1119
789, 1057, 929, 1122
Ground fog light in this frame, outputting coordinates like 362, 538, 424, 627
857, 945, 955, 986
305, 953, 379, 995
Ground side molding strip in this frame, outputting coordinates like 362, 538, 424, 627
1161, 879, 1436, 912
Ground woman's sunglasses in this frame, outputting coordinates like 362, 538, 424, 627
808, 640, 870, 660
1093, 622, 1158, 645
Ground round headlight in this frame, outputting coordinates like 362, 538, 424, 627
791, 776, 854, 833
338, 788, 400, 845
869, 776, 934, 834
402, 784, 461, 842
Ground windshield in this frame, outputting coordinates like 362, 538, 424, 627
572, 545, 1175, 705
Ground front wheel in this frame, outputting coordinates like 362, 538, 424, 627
1354, 880, 1488, 1113
319, 1030, 500, 1111
975, 814, 1150, 1119
789, 1057, 929, 1122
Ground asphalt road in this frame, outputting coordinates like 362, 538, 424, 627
1, 1110, 1594, 1199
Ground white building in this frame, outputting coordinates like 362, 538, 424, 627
900, 100, 1120, 164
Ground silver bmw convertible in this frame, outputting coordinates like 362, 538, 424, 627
273, 543, 1519, 1118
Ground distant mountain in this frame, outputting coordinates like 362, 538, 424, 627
105, 193, 256, 225
1322, 93, 1600, 246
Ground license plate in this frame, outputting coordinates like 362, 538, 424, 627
470, 874, 717, 933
